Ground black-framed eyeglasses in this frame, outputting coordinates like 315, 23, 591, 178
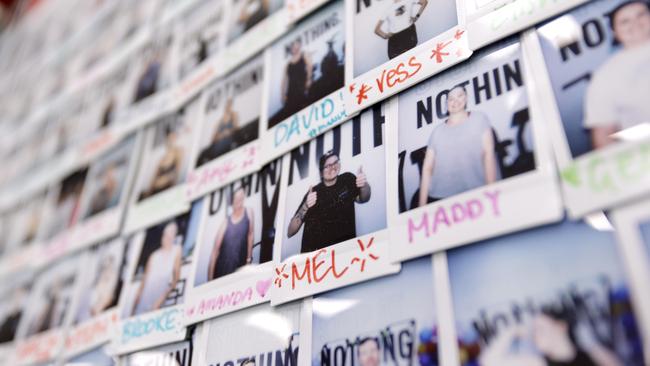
323, 159, 340, 170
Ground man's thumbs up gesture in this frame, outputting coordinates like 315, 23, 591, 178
356, 166, 367, 188
306, 185, 318, 208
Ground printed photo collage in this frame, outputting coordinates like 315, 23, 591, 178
0, 0, 649, 365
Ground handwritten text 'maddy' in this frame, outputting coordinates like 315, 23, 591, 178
121, 309, 179, 343
407, 190, 501, 243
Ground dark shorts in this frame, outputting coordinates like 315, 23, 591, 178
387, 24, 418, 59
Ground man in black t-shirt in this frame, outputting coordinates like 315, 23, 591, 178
287, 151, 371, 253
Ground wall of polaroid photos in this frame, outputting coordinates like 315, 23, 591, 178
1, 0, 650, 365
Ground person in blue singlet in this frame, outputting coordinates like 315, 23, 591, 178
208, 187, 255, 280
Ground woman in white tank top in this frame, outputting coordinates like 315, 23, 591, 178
132, 221, 182, 316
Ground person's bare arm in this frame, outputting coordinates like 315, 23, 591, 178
171, 148, 183, 183
246, 208, 254, 263
482, 129, 497, 184
131, 257, 152, 315
413, 0, 428, 20
591, 125, 619, 150
287, 204, 307, 238
374, 20, 391, 39
419, 148, 435, 207
238, 5, 250, 23
304, 54, 313, 91
208, 222, 226, 281
281, 65, 288, 104
231, 110, 240, 130
287, 188, 316, 237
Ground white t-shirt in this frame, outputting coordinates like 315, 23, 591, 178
584, 40, 650, 130
381, 0, 420, 34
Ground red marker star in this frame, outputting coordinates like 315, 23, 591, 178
350, 237, 379, 272
430, 41, 452, 63
355, 83, 372, 105
454, 29, 465, 40
274, 264, 289, 288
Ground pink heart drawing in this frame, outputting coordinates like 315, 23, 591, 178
186, 306, 195, 316
256, 279, 272, 298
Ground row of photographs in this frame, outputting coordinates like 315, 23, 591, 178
3, 213, 650, 366
0, 0, 649, 363
3, 0, 650, 272
0, 0, 600, 209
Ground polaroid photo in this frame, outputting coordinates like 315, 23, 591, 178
77, 0, 160, 87
67, 7, 132, 84
12, 118, 48, 179
72, 61, 134, 160
344, 0, 470, 114
114, 201, 202, 354
3, 190, 48, 254
184, 159, 282, 324
464, 0, 589, 50
115, 26, 178, 133
62, 237, 131, 358
37, 107, 76, 164
261, 0, 347, 161
194, 301, 301, 366
350, 0, 458, 77
66, 133, 142, 251
0, 190, 49, 279
311, 256, 438, 366
120, 329, 197, 366
271, 105, 401, 305
175, 0, 228, 100
12, 254, 83, 366
227, 0, 284, 43
387, 35, 563, 262
38, 167, 90, 264
125, 96, 202, 234
528, 0, 650, 218
186, 56, 265, 201
612, 199, 650, 364
220, 0, 288, 75
46, 95, 88, 157
445, 219, 646, 366
0, 272, 33, 354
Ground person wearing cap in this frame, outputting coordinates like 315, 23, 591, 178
287, 151, 371, 253
584, 0, 650, 149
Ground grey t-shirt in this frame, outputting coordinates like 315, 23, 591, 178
426, 111, 492, 198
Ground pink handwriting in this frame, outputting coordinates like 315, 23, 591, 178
407, 190, 501, 243
16, 333, 58, 362
188, 287, 254, 317
64, 313, 116, 349
186, 145, 258, 198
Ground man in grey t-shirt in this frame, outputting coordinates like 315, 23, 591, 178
418, 85, 497, 207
